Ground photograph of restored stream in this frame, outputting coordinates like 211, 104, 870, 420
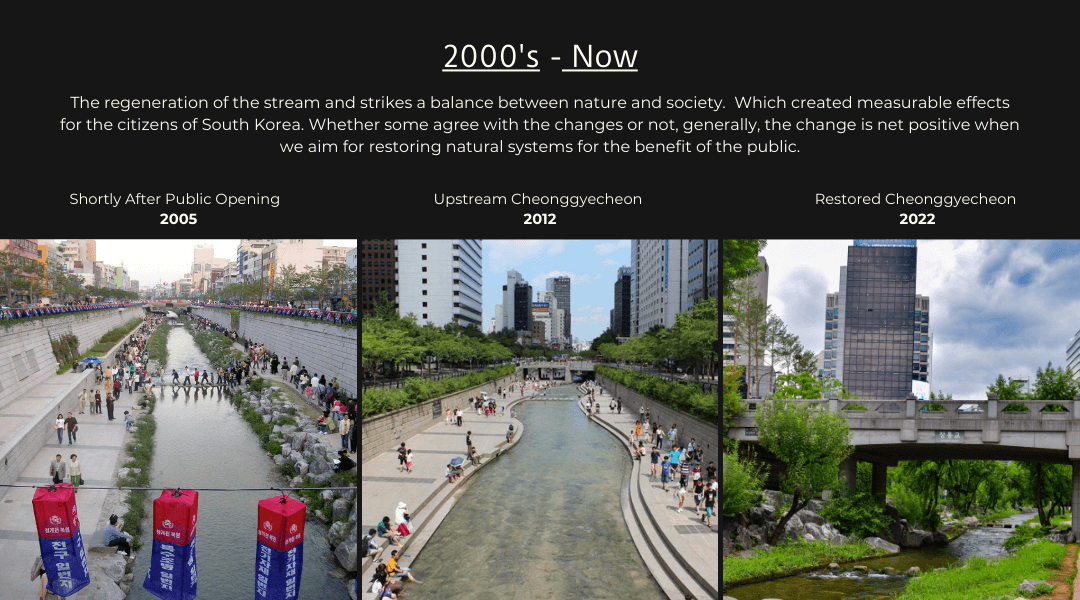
126, 320, 350, 599
724, 511, 1037, 599
404, 384, 664, 599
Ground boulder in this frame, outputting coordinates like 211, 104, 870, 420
902, 530, 933, 548
804, 522, 825, 542
906, 566, 920, 577
805, 499, 826, 514
281, 443, 292, 456
99, 554, 128, 583
328, 520, 352, 547
262, 414, 272, 424
757, 543, 773, 553
332, 498, 350, 522
273, 454, 286, 466
931, 531, 948, 545
315, 510, 330, 524
749, 504, 774, 525
335, 539, 357, 572
779, 514, 805, 543
882, 567, 897, 575
888, 518, 910, 544
962, 516, 980, 527
734, 525, 753, 550
319, 490, 335, 504
340, 487, 356, 503
294, 460, 309, 476
723, 535, 735, 556
829, 562, 840, 572
829, 534, 848, 546
308, 472, 334, 486
1018, 580, 1050, 595
863, 536, 900, 553
852, 565, 868, 574
799, 510, 825, 527
1047, 533, 1070, 544
803, 533, 815, 543
747, 524, 767, 547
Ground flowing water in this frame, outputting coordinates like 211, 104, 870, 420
404, 384, 664, 599
126, 322, 350, 599
723, 511, 1038, 600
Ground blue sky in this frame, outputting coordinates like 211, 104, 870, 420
481, 240, 632, 345
760, 240, 1080, 399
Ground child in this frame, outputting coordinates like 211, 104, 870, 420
446, 463, 456, 483
650, 447, 660, 478
406, 449, 414, 473
676, 482, 687, 512
660, 456, 671, 492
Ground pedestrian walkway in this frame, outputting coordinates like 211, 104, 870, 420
0, 348, 154, 598
359, 383, 537, 594
582, 383, 720, 598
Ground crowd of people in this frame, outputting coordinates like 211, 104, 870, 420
1, 300, 142, 320
192, 300, 357, 326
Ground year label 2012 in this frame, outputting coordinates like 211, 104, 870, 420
524, 213, 556, 225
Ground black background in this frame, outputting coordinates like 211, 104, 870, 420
27, 10, 1068, 240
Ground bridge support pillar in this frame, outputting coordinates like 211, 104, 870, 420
839, 457, 857, 496
872, 462, 888, 503
1073, 462, 1080, 542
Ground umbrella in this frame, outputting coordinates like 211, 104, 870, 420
80, 356, 103, 364
449, 457, 464, 466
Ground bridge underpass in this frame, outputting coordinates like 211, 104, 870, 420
520, 360, 596, 382
733, 393, 1080, 537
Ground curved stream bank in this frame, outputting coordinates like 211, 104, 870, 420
723, 511, 1037, 600
404, 384, 664, 599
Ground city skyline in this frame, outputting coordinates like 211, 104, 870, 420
759, 240, 1080, 399
482, 240, 632, 344
42, 239, 356, 288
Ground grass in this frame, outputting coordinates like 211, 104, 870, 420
891, 539, 1065, 599
722, 539, 892, 585
146, 322, 171, 366
978, 507, 1023, 522
54, 316, 144, 374
116, 388, 157, 550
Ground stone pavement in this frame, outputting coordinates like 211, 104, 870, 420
359, 381, 540, 594
583, 383, 720, 597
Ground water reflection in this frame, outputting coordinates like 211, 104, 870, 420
406, 384, 663, 599
125, 324, 349, 599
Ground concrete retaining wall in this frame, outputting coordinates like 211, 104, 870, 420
596, 373, 719, 472
0, 308, 135, 410
191, 307, 357, 399
360, 370, 519, 464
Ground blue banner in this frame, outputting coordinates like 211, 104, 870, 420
255, 540, 304, 599
143, 534, 198, 600
37, 525, 91, 596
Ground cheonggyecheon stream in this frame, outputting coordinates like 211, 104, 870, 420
403, 383, 665, 599
126, 321, 350, 599
723, 511, 1037, 600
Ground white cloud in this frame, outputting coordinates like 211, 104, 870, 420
602, 258, 619, 266
594, 240, 630, 255
487, 240, 567, 273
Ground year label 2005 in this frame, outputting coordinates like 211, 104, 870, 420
524, 213, 556, 225
900, 213, 935, 225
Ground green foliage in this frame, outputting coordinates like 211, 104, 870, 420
1040, 403, 1068, 412
147, 323, 171, 365
723, 539, 890, 585
987, 373, 1027, 400
1002, 403, 1030, 411
722, 365, 745, 452
191, 328, 246, 368
362, 364, 517, 418
596, 365, 718, 423
1032, 361, 1080, 400
921, 403, 945, 411
722, 450, 768, 517
844, 404, 867, 410
821, 492, 892, 539
722, 239, 767, 301
50, 332, 80, 366
888, 461, 945, 531
1003, 522, 1050, 551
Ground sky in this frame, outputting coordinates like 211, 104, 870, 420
482, 240, 632, 345
758, 240, 1080, 399
44, 239, 357, 286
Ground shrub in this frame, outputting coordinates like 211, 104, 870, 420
820, 492, 892, 539
1040, 403, 1068, 412
1003, 523, 1049, 551
921, 403, 946, 411
844, 404, 868, 410
723, 450, 768, 517
1003, 403, 1030, 412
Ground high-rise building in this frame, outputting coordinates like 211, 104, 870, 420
1068, 329, 1080, 385
687, 239, 719, 308
397, 240, 482, 329
502, 270, 524, 331
546, 276, 571, 346
630, 239, 691, 336
722, 256, 768, 365
829, 239, 925, 400
612, 266, 632, 337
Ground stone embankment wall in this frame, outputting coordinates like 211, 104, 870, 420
596, 373, 719, 470
191, 307, 357, 399
360, 371, 519, 464
0, 308, 133, 410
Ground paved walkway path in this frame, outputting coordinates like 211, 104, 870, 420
582, 383, 720, 596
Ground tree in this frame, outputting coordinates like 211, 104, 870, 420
1032, 361, 1080, 401
757, 396, 852, 545
986, 374, 1026, 400
730, 276, 769, 398
1018, 461, 1073, 527
723, 449, 769, 517
723, 364, 745, 453
590, 327, 616, 352
722, 239, 767, 300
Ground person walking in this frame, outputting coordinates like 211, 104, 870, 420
106, 392, 115, 420
397, 442, 408, 472
69, 454, 82, 494
456, 408, 463, 427
465, 431, 472, 455
49, 454, 67, 485
660, 455, 671, 492
669, 424, 679, 447
183, 366, 192, 386
655, 425, 665, 450
53, 414, 65, 444
405, 449, 413, 473
78, 389, 87, 414
693, 477, 705, 514
446, 408, 453, 425
94, 389, 102, 414
172, 369, 179, 385
617, 398, 622, 414
639, 406, 645, 422
676, 481, 687, 512
650, 446, 660, 478
702, 484, 716, 528
65, 412, 78, 445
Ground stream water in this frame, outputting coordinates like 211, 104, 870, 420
404, 383, 665, 599
723, 511, 1037, 600
125, 322, 350, 599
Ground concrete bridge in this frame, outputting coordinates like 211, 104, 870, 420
733, 392, 1080, 536
519, 361, 596, 382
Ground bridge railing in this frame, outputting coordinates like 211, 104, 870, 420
739, 394, 1080, 421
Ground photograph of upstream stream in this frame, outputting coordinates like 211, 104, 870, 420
126, 320, 350, 599
404, 384, 664, 599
